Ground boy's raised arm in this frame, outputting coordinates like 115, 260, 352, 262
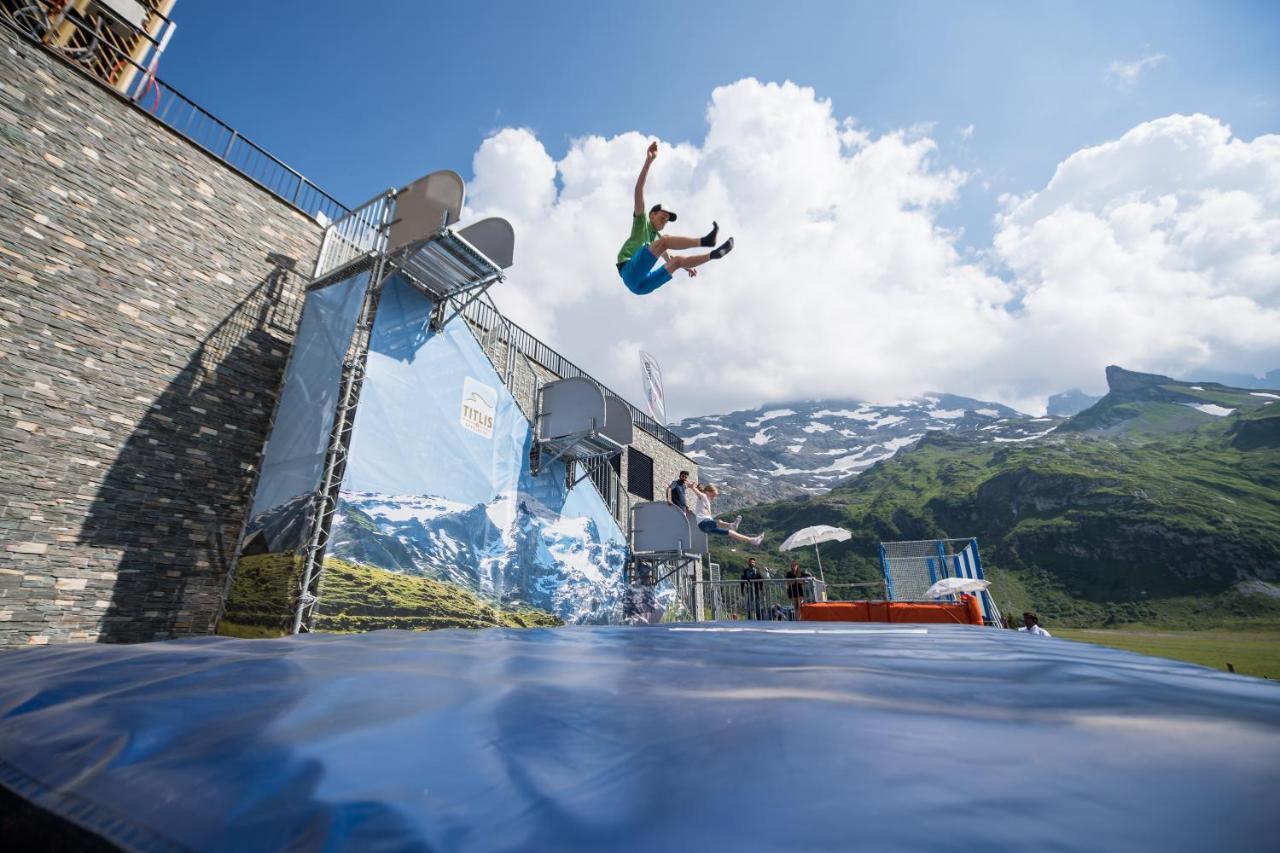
634, 141, 657, 215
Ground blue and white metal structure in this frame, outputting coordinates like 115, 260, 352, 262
879, 537, 1004, 626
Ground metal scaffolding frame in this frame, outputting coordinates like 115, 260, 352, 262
287, 189, 512, 634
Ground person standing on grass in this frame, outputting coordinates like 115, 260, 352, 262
691, 483, 762, 546
616, 142, 734, 296
1018, 612, 1052, 637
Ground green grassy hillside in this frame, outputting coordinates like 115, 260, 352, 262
314, 558, 562, 632
718, 368, 1280, 629
217, 554, 561, 637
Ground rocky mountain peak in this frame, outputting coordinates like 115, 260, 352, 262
1105, 365, 1176, 393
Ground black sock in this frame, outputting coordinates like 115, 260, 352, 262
700, 221, 719, 247
709, 237, 734, 260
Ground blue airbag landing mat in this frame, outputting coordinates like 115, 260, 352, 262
1, 625, 1278, 852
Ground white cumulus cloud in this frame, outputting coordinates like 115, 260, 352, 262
989, 113, 1280, 401
1107, 51, 1167, 89
464, 79, 1280, 419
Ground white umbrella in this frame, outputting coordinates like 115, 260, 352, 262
778, 525, 851, 582
925, 577, 990, 599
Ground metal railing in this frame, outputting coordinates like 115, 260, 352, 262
824, 581, 889, 601
312, 190, 393, 279
695, 578, 826, 622
138, 78, 350, 223
1, 5, 350, 225
462, 298, 686, 452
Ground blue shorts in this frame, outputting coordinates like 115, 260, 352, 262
698, 518, 728, 536
618, 245, 673, 295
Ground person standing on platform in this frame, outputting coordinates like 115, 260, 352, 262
666, 470, 692, 514
616, 142, 734, 296
785, 559, 812, 620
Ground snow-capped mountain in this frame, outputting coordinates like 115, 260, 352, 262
328, 491, 630, 625
673, 394, 1062, 511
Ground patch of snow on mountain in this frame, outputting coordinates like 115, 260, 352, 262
347, 493, 473, 523
787, 444, 805, 453
682, 432, 720, 444
1185, 403, 1235, 417
814, 408, 877, 420
815, 453, 873, 474
802, 422, 833, 434
870, 415, 906, 429
993, 429, 1057, 443
882, 434, 924, 452
542, 517, 603, 583
745, 409, 796, 427
975, 408, 1000, 417
1250, 392, 1279, 399
749, 428, 773, 445
813, 434, 921, 473
1190, 386, 1204, 391
929, 409, 966, 420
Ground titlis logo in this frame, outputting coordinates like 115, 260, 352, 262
461, 377, 496, 439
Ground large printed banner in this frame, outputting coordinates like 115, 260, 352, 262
318, 276, 630, 631
221, 270, 369, 636
225, 273, 639, 636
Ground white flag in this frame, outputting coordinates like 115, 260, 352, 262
639, 350, 666, 424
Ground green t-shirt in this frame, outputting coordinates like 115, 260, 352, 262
617, 212, 659, 265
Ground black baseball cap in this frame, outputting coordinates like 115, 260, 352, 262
650, 203, 677, 222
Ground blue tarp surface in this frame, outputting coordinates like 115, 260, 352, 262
1, 624, 1278, 852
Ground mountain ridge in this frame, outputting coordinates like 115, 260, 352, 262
673, 393, 1062, 511
713, 367, 1280, 628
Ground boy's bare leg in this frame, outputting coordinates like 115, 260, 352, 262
666, 253, 711, 274
664, 237, 734, 274
650, 235, 701, 253
650, 222, 720, 257
716, 521, 762, 545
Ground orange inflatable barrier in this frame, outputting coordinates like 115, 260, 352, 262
800, 594, 984, 626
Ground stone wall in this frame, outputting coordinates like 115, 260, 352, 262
0, 27, 323, 644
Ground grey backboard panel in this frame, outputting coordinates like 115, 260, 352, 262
689, 522, 709, 557
631, 501, 693, 553
602, 395, 634, 446
387, 170, 465, 254
457, 217, 515, 269
538, 377, 606, 441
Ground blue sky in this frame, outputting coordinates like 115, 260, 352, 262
158, 2, 1280, 415
163, 1, 1278, 252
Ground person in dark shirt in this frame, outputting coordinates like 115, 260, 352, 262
785, 560, 812, 620
740, 557, 764, 620
666, 470, 691, 513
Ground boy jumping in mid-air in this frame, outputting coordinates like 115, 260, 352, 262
617, 142, 734, 295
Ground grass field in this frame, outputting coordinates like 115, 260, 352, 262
1055, 628, 1280, 680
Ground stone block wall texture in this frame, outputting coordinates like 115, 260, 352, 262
0, 28, 323, 645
